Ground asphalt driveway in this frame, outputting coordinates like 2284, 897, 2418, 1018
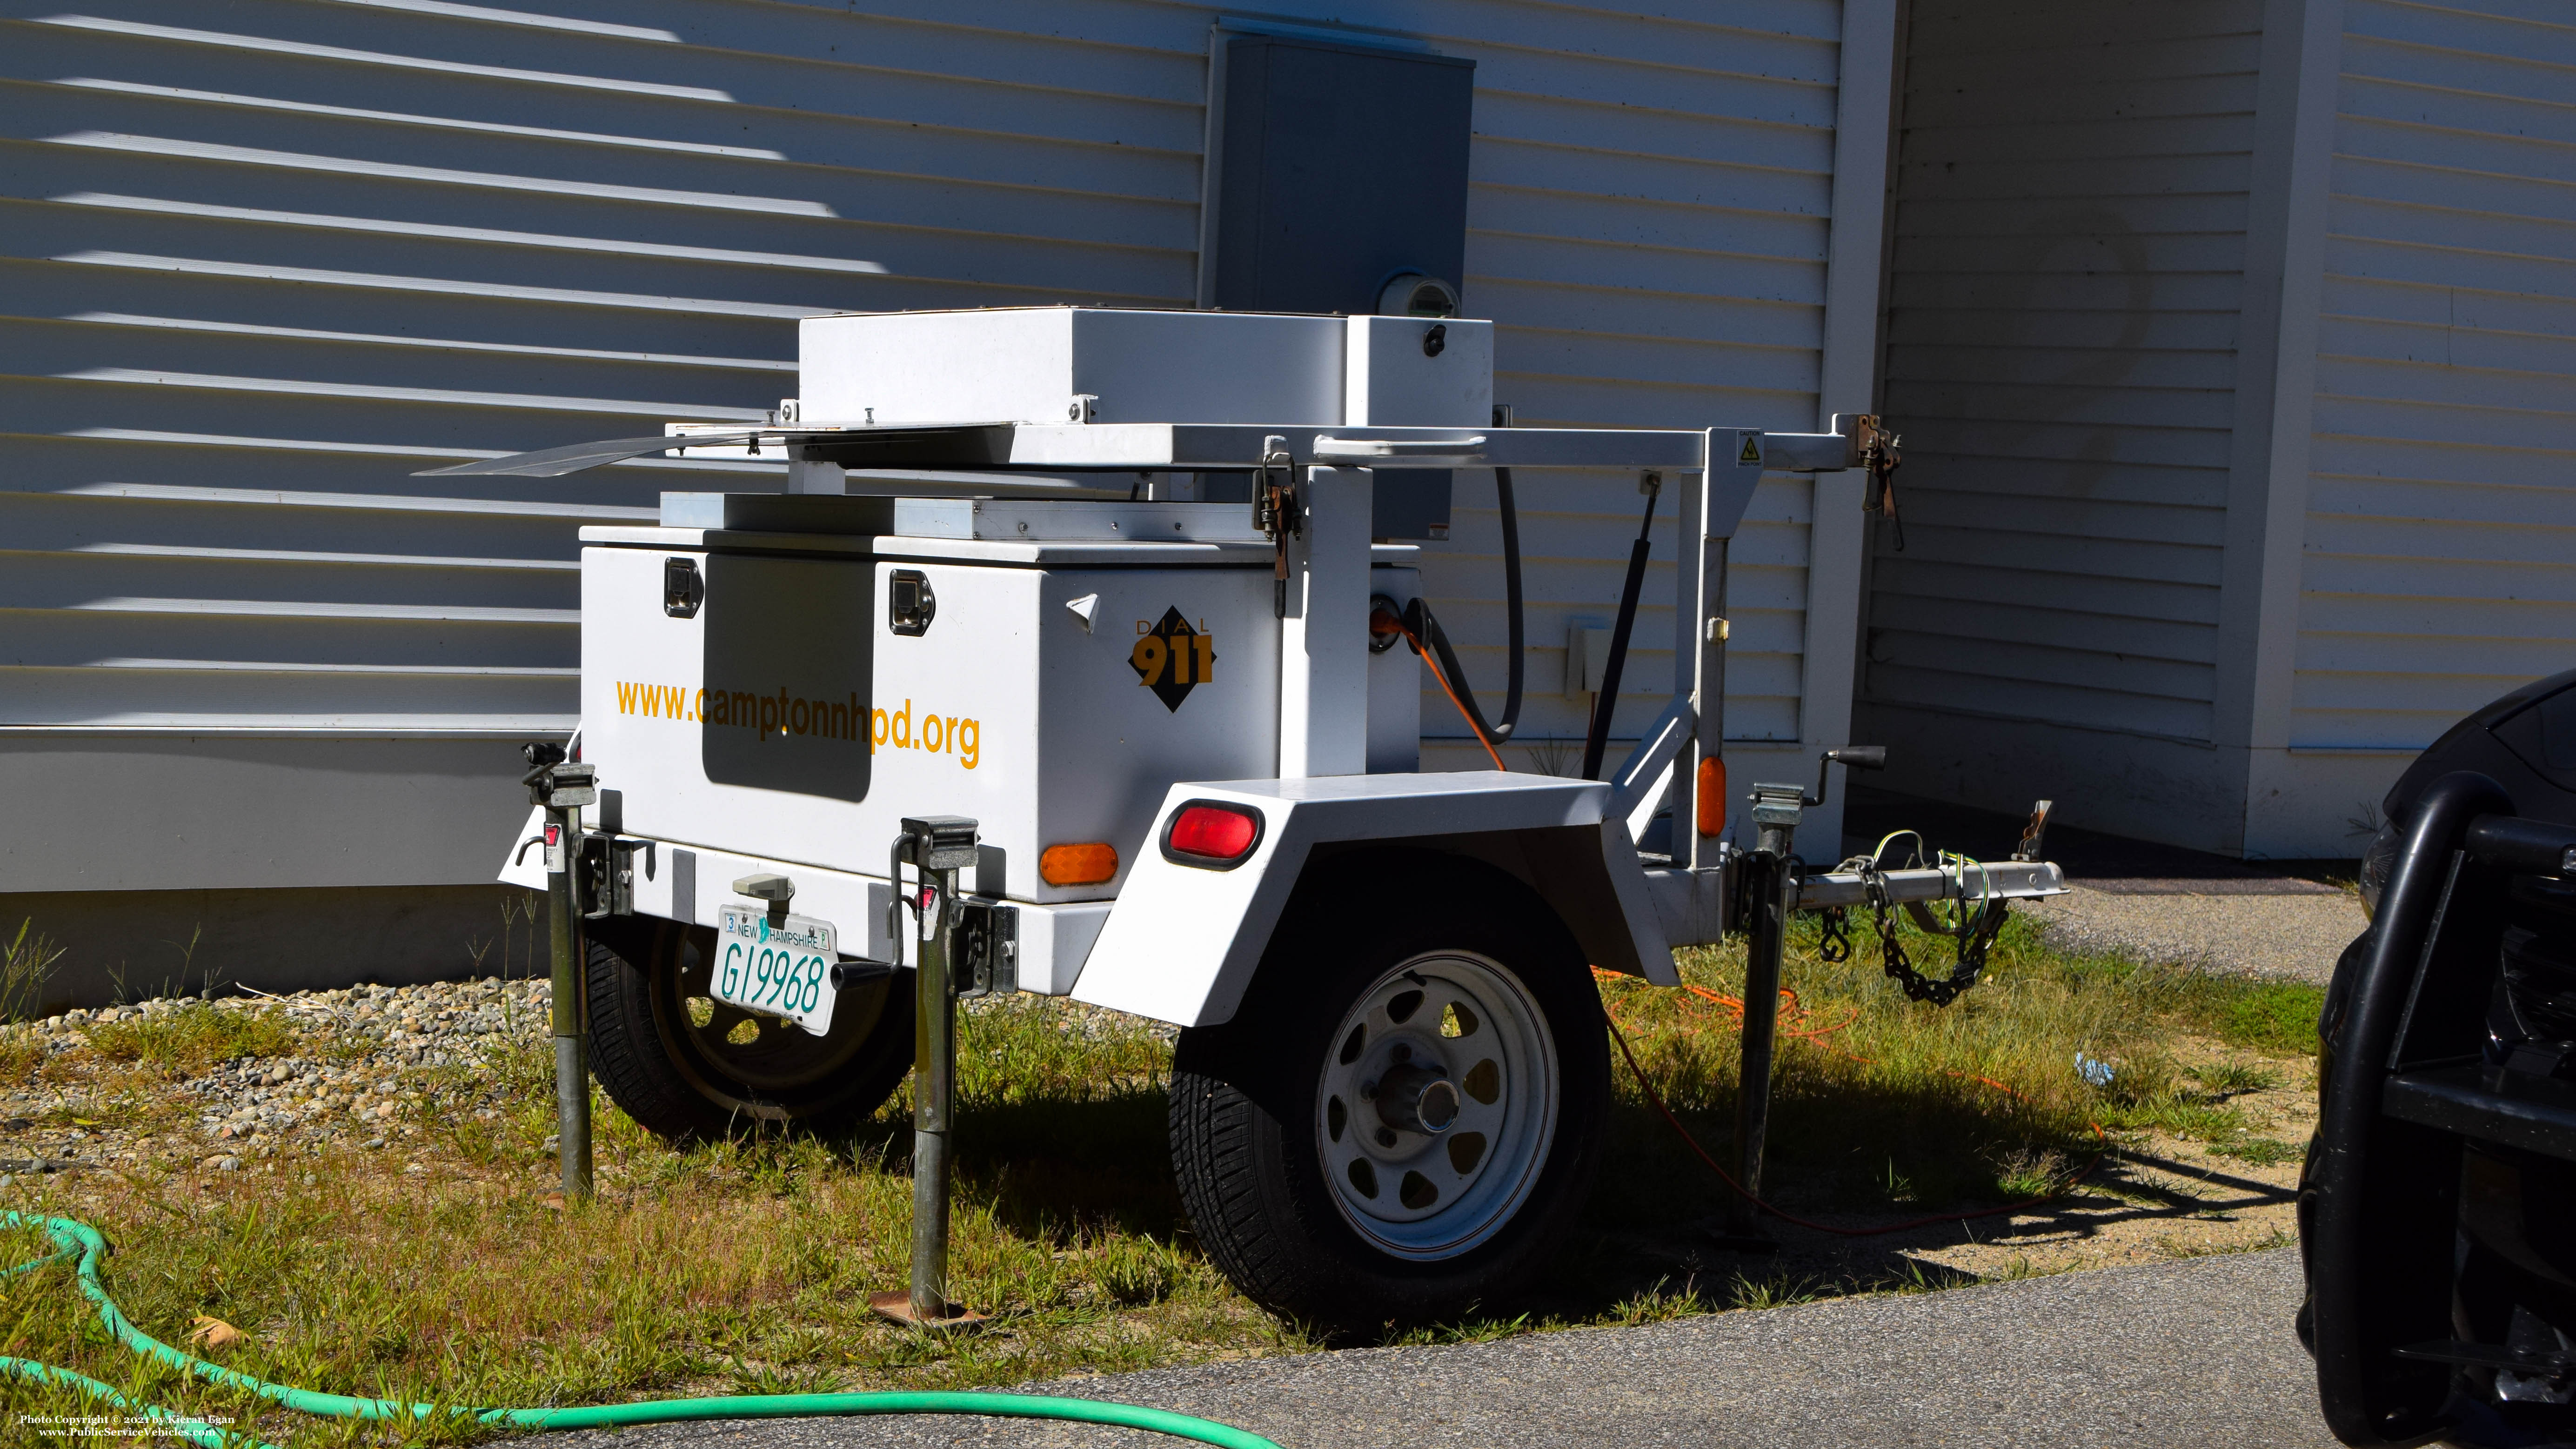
549, 1246, 2331, 1449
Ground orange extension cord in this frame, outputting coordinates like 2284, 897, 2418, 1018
1388, 616, 1509, 773
1595, 971, 2109, 1238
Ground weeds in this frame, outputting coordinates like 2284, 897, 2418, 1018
163, 925, 218, 1002
465, 890, 546, 1000
1725, 1273, 1821, 1311
1880, 1159, 1916, 1204
1887, 1258, 1980, 1295
0, 923, 60, 1081
1518, 736, 1582, 777
1610, 1277, 1710, 1324
2209, 1138, 2303, 1168
1385, 1311, 1537, 1346
86, 1003, 301, 1077
2187, 1062, 2286, 1097
2160, 1225, 2298, 1259
1, 921, 60, 1024
1991, 1149, 2068, 1200
1983, 1255, 2050, 1282
1091, 1235, 1191, 1307
2105, 1096, 2249, 1142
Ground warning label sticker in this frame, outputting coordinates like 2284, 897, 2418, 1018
1131, 606, 1216, 713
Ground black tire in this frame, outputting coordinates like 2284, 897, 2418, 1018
1168, 853, 1609, 1336
586, 916, 913, 1142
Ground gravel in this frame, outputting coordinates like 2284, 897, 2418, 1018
0, 977, 552, 1176
2020, 886, 2365, 986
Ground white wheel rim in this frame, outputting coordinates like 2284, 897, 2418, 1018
1314, 952, 1558, 1261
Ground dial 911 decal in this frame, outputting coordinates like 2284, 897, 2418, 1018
1132, 606, 1216, 712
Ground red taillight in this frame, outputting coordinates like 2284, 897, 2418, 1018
1163, 802, 1263, 866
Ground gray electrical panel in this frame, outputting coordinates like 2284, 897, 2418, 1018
1210, 35, 1475, 314
1209, 33, 1475, 542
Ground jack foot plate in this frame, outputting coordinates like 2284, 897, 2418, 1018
868, 1289, 989, 1332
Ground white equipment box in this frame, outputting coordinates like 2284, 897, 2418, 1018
579, 501, 1422, 909
797, 307, 1491, 427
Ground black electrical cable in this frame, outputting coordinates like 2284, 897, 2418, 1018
1580, 484, 1659, 780
1492, 465, 1523, 743
1398, 466, 1525, 756
1403, 596, 1508, 751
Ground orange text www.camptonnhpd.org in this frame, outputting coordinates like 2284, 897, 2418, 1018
611, 681, 979, 768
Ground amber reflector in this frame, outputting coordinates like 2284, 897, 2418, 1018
1039, 842, 1119, 885
1696, 756, 1727, 837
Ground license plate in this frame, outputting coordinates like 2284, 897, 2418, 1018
714, 906, 840, 1035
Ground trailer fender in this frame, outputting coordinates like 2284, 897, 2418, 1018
1071, 771, 1677, 1027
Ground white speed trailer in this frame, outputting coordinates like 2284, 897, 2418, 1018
472, 307, 2064, 1331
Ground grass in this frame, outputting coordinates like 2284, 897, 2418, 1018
2186, 1062, 2287, 1097
0, 921, 58, 1023
0, 910, 2324, 1445
2209, 1138, 2304, 1168
0, 996, 1298, 1447
88, 1003, 303, 1078
0, 922, 62, 1081
2206, 981, 2331, 1056
1591, 913, 2321, 1218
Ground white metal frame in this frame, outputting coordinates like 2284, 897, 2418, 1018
495, 402, 2064, 1027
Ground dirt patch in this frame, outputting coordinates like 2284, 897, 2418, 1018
1903, 1049, 2311, 1284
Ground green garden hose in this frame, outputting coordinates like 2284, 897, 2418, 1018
0, 1212, 1281, 1449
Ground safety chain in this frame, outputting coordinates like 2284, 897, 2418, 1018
1817, 906, 1854, 963
1853, 857, 2008, 1007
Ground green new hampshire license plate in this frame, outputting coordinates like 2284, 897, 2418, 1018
714, 905, 839, 1035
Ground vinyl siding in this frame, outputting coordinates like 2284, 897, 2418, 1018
2288, 0, 2576, 749
1442, 2, 1839, 758
1864, 0, 2266, 745
0, 0, 1854, 880
0, 0, 1202, 734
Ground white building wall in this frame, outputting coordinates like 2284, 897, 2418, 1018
1416, 0, 1865, 828
2246, 0, 2576, 853
1856, 0, 2274, 846
1, 0, 1876, 895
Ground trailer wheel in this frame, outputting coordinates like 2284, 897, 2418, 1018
1169, 859, 1607, 1334
586, 918, 913, 1142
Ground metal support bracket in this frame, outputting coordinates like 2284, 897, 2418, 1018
1609, 694, 1694, 838
957, 900, 1019, 1000
521, 741, 595, 1204
575, 834, 653, 920
872, 815, 988, 1331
